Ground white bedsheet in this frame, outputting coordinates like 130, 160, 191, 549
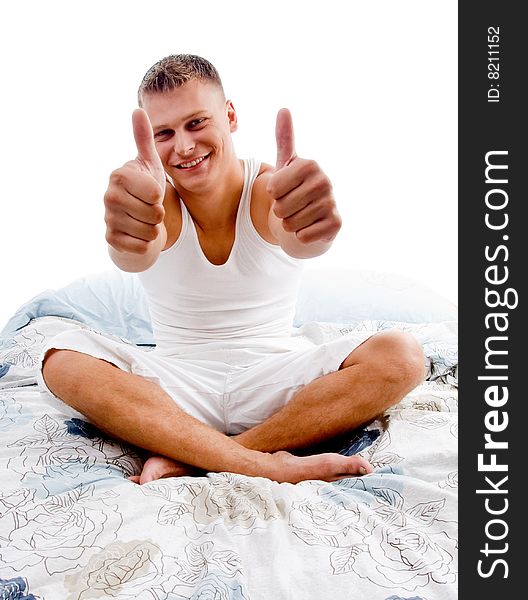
0, 316, 457, 600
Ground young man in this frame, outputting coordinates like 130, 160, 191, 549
40, 55, 425, 485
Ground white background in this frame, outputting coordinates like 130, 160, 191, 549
0, 0, 457, 329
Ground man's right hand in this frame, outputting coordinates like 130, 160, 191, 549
104, 109, 166, 256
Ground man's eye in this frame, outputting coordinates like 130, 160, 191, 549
154, 130, 173, 141
188, 118, 205, 128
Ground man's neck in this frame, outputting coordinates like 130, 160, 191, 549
176, 158, 245, 232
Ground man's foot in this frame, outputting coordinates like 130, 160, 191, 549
265, 450, 373, 484
128, 451, 373, 485
128, 454, 204, 485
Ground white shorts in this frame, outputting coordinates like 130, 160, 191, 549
37, 328, 376, 435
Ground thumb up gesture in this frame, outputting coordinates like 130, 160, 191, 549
266, 109, 341, 245
131, 108, 167, 191
104, 109, 167, 255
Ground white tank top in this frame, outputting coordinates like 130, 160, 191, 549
138, 158, 304, 352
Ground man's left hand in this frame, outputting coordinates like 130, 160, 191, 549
266, 108, 342, 245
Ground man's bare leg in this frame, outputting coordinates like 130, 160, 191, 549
139, 331, 425, 481
235, 330, 426, 452
123, 331, 424, 483
42, 349, 372, 485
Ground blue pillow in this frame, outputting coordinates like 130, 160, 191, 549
1, 270, 155, 346
1, 268, 456, 347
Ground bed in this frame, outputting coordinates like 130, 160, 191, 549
0, 268, 458, 599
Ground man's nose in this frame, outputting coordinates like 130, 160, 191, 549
173, 131, 195, 156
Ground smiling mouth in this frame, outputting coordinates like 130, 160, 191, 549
175, 153, 211, 169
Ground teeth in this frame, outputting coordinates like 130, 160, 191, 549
179, 155, 206, 169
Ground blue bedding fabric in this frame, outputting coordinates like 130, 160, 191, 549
0, 272, 458, 599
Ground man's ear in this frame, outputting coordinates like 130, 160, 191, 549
226, 100, 238, 133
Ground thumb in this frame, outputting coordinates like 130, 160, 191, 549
132, 108, 163, 172
275, 108, 296, 170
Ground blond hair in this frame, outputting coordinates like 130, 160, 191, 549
138, 54, 224, 106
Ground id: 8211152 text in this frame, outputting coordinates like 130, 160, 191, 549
488, 26, 500, 103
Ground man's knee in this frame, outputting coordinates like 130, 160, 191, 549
371, 330, 426, 388
41, 349, 80, 394
344, 330, 426, 389
42, 348, 116, 395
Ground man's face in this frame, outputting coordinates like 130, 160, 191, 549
142, 79, 237, 195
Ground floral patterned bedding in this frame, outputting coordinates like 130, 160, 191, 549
0, 316, 457, 600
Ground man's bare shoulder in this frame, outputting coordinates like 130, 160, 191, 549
252, 161, 274, 204
250, 161, 278, 244
162, 182, 183, 250
258, 161, 274, 176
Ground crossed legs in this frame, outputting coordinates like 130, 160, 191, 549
41, 330, 425, 484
